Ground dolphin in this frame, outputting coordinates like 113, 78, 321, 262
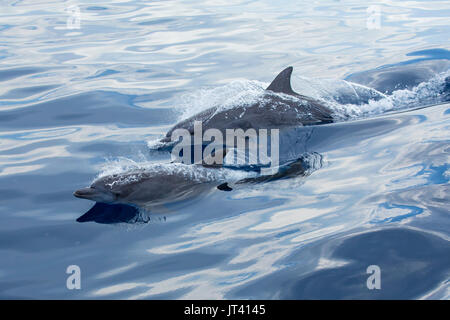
156, 67, 334, 149
74, 164, 226, 224
73, 155, 318, 207
73, 164, 224, 208
74, 152, 322, 223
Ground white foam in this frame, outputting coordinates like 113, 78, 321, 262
174, 80, 267, 121
147, 139, 170, 150
328, 70, 450, 120
95, 156, 255, 185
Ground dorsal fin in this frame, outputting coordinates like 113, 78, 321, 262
266, 66, 297, 95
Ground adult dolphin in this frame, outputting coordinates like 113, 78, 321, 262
156, 67, 334, 149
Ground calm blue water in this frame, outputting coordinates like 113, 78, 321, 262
0, 0, 449, 299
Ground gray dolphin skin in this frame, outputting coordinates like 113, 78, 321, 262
158, 67, 334, 146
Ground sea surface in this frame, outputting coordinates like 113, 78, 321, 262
0, 0, 449, 299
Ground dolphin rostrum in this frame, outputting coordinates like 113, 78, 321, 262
156, 67, 334, 148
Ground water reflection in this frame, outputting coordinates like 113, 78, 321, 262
0, 0, 449, 299
77, 202, 142, 224
233, 227, 450, 299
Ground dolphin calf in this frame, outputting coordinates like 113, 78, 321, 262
156, 67, 334, 148
74, 164, 228, 224
73, 154, 319, 207
74, 152, 322, 223
74, 164, 227, 208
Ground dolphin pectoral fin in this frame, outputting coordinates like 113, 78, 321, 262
266, 66, 298, 96
217, 182, 233, 191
